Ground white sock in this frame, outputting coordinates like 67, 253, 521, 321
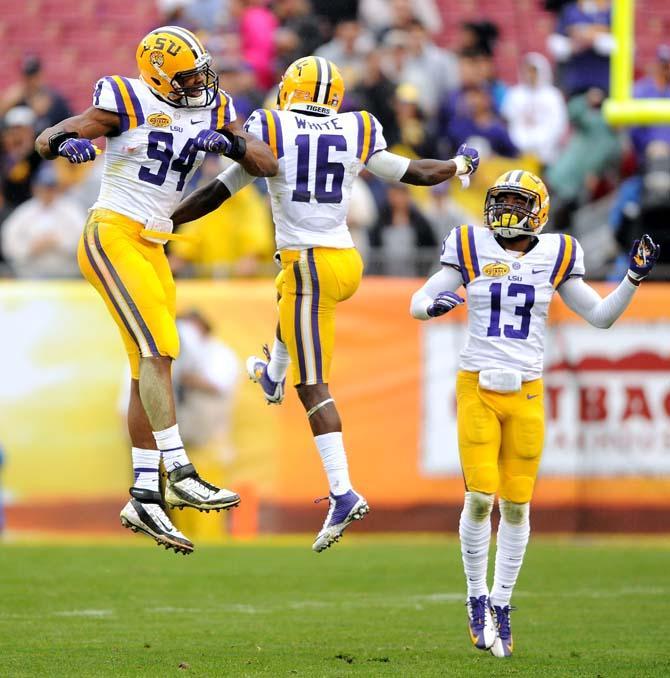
152, 423, 190, 473
131, 447, 160, 491
459, 491, 495, 599
490, 499, 531, 607
267, 339, 290, 382
314, 432, 352, 496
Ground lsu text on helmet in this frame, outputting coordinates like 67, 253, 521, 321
484, 170, 550, 238
277, 56, 345, 115
136, 26, 218, 108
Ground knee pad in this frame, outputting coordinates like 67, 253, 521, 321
499, 497, 530, 525
500, 474, 535, 504
463, 491, 495, 522
465, 463, 499, 495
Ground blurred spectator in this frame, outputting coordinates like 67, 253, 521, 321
1, 106, 42, 208
170, 156, 274, 277
501, 53, 568, 166
474, 50, 507, 113
368, 183, 436, 276
311, 0, 359, 33
217, 60, 264, 122
2, 164, 85, 278
157, 0, 229, 31
548, 0, 613, 96
387, 19, 459, 115
443, 84, 518, 159
391, 83, 438, 158
630, 45, 670, 161
349, 51, 399, 143
456, 20, 499, 57
315, 18, 375, 90
361, 0, 443, 38
546, 88, 621, 231
232, 0, 278, 89
0, 56, 72, 134
274, 0, 326, 71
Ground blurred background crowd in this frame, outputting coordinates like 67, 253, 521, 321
1, 0, 669, 280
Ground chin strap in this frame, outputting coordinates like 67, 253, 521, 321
306, 398, 335, 419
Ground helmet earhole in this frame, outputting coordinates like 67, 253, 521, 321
151, 77, 161, 86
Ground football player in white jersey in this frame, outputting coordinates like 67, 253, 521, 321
35, 26, 277, 554
410, 170, 660, 656
171, 56, 480, 552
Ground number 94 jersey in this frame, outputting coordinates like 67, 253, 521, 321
441, 225, 585, 381
91, 75, 235, 223
243, 108, 386, 250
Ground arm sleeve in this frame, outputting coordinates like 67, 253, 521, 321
558, 276, 637, 329
365, 150, 411, 182
410, 266, 465, 320
216, 162, 256, 196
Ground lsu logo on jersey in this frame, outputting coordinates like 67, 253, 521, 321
147, 112, 172, 128
483, 261, 510, 277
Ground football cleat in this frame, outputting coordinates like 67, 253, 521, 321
164, 463, 240, 512
246, 344, 285, 405
465, 595, 496, 650
490, 604, 514, 657
312, 489, 369, 553
120, 488, 194, 555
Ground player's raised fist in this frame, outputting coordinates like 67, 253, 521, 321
427, 291, 465, 317
456, 144, 480, 176
192, 129, 232, 155
628, 234, 660, 282
58, 138, 97, 164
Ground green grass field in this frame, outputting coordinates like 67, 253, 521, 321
0, 536, 668, 677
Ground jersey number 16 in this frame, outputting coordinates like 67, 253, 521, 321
291, 134, 346, 204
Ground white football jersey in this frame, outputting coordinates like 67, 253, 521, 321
441, 225, 585, 380
91, 76, 236, 223
242, 108, 386, 249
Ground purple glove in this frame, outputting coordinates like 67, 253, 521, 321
456, 143, 480, 175
427, 291, 465, 317
628, 234, 660, 282
58, 138, 97, 164
192, 129, 232, 155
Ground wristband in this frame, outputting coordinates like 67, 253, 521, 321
452, 155, 469, 175
48, 131, 79, 156
219, 130, 247, 161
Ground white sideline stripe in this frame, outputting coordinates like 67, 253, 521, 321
53, 609, 113, 617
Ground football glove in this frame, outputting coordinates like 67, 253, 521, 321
627, 234, 660, 282
58, 138, 97, 164
192, 129, 233, 155
455, 143, 480, 176
427, 291, 465, 317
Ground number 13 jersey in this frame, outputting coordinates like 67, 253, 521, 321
243, 108, 386, 250
91, 75, 236, 223
441, 225, 585, 381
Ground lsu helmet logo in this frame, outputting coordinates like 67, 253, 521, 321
149, 51, 164, 68
483, 262, 511, 277
147, 113, 172, 127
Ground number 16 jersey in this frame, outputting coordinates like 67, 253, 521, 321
243, 108, 386, 250
441, 225, 585, 381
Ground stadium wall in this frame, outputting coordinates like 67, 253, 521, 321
1, 279, 668, 536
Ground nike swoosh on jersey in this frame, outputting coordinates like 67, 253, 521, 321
532, 268, 546, 274
526, 394, 539, 399
190, 119, 205, 125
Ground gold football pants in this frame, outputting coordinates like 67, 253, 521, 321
275, 247, 363, 386
456, 370, 545, 503
77, 208, 178, 379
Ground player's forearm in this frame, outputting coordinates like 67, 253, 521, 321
36, 107, 119, 158
558, 276, 637, 329
171, 179, 231, 227
235, 132, 278, 177
410, 266, 464, 319
401, 159, 458, 186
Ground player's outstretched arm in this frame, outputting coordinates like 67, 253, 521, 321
172, 162, 255, 227
35, 107, 120, 161
224, 119, 277, 177
410, 266, 465, 320
558, 234, 660, 329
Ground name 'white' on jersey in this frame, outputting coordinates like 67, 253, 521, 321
92, 76, 236, 223
441, 226, 585, 381
243, 108, 386, 250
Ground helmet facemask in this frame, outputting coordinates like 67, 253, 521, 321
485, 187, 542, 238
170, 57, 218, 108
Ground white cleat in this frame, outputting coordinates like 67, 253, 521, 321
120, 488, 194, 555
312, 489, 370, 553
246, 345, 285, 404
465, 595, 496, 650
165, 463, 240, 512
